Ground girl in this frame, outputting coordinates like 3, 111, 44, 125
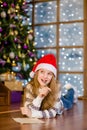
20, 54, 77, 118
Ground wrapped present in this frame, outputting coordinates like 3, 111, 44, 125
4, 80, 23, 103
10, 91, 22, 103
4, 80, 23, 91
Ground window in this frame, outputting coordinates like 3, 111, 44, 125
28, 0, 87, 97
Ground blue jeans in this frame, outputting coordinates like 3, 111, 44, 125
61, 88, 74, 110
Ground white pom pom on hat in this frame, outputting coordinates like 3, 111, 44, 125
30, 54, 57, 78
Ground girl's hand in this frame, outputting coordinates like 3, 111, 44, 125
20, 107, 32, 117
39, 86, 51, 98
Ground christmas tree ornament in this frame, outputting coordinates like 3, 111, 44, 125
29, 58, 33, 62
11, 71, 16, 80
11, 3, 15, 8
15, 55, 19, 60
14, 37, 18, 43
21, 53, 25, 59
16, 5, 20, 10
9, 52, 15, 59
24, 64, 29, 71
30, 52, 36, 57
9, 8, 15, 13
3, 2, 8, 7
7, 57, 11, 63
23, 59, 26, 68
12, 66, 21, 72
0, 59, 6, 66
9, 30, 14, 35
3, 54, 7, 59
18, 44, 21, 49
14, 30, 18, 35
18, 50, 21, 57
27, 34, 33, 40
1, 11, 6, 18
23, 44, 28, 49
7, 9, 11, 14
26, 37, 29, 44
12, 60, 16, 66
0, 27, 3, 33
28, 30, 33, 33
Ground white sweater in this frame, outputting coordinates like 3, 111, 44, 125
24, 84, 63, 118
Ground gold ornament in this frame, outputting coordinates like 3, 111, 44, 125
23, 60, 26, 68
11, 71, 16, 80
17, 44, 21, 57
18, 51, 21, 57
14, 30, 18, 35
29, 58, 33, 62
28, 30, 33, 33
19, 0, 22, 2
1, 11, 6, 18
8, 9, 11, 14
7, 57, 11, 63
21, 53, 25, 58
10, 8, 15, 13
18, 44, 21, 49
3, 54, 7, 59
9, 30, 14, 35
16, 5, 20, 10
12, 60, 16, 66
26, 37, 29, 44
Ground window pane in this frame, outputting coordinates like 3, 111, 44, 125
59, 73, 83, 96
26, 0, 32, 2
59, 23, 83, 46
37, 49, 56, 58
34, 25, 56, 47
35, 1, 57, 24
59, 48, 83, 71
60, 0, 83, 21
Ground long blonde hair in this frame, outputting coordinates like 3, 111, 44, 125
29, 72, 60, 110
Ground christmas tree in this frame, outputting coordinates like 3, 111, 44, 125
0, 0, 37, 81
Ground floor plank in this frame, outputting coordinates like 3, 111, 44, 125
0, 100, 87, 130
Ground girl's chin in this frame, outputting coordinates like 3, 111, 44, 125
41, 83, 49, 86
39, 82, 47, 86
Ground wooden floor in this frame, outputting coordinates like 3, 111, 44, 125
0, 100, 87, 130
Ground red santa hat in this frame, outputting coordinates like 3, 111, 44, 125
30, 54, 57, 78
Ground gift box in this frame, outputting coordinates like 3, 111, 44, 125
10, 91, 22, 103
4, 80, 23, 104
4, 80, 23, 91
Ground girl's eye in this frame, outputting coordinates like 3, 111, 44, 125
48, 72, 53, 76
40, 70, 44, 73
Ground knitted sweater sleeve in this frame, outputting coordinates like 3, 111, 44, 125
31, 100, 62, 118
24, 84, 62, 118
31, 90, 63, 118
24, 84, 44, 110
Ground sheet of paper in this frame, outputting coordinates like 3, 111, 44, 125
12, 118, 44, 124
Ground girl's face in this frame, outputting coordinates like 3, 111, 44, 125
37, 68, 53, 87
